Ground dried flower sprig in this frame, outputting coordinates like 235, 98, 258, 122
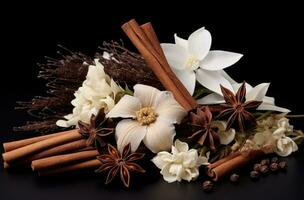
97, 41, 163, 89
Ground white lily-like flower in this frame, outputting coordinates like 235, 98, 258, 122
106, 84, 187, 153
161, 27, 243, 95
211, 121, 236, 145
198, 82, 290, 113
152, 140, 209, 183
56, 59, 123, 128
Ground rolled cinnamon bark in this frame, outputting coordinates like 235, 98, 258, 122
207, 150, 263, 181
122, 19, 197, 111
27, 139, 87, 161
208, 151, 241, 170
38, 159, 101, 176
3, 130, 72, 152
2, 129, 82, 163
31, 150, 99, 171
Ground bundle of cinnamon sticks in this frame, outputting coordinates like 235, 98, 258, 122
122, 19, 197, 112
2, 129, 101, 175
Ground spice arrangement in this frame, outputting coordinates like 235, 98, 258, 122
2, 19, 304, 190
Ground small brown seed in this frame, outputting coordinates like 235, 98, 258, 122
202, 181, 214, 192
260, 165, 270, 175
250, 171, 260, 180
260, 159, 270, 166
230, 173, 239, 183
279, 161, 288, 170
253, 163, 261, 171
270, 163, 279, 172
271, 157, 279, 163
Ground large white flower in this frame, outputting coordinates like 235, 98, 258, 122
161, 27, 243, 95
106, 84, 187, 153
56, 59, 122, 127
152, 140, 209, 183
198, 82, 290, 113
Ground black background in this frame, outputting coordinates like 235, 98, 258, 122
1, 1, 304, 200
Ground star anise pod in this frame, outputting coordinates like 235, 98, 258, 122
78, 108, 114, 147
188, 106, 219, 151
216, 82, 262, 132
96, 143, 145, 187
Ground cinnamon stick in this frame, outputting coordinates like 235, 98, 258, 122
140, 22, 197, 109
31, 150, 99, 171
3, 130, 71, 152
2, 129, 82, 163
27, 139, 87, 161
122, 19, 197, 111
207, 150, 263, 181
207, 151, 241, 170
38, 159, 101, 176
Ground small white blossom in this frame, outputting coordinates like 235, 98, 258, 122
56, 59, 122, 128
152, 140, 209, 183
211, 120, 235, 145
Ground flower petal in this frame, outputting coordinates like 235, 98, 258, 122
196, 69, 234, 95
197, 93, 225, 105
212, 120, 236, 145
115, 119, 147, 153
188, 27, 211, 60
154, 91, 187, 124
172, 68, 196, 95
200, 50, 243, 70
133, 84, 160, 108
174, 34, 188, 49
174, 139, 189, 152
161, 163, 178, 183
143, 119, 176, 153
220, 70, 238, 85
161, 43, 188, 70
257, 103, 291, 113
246, 83, 270, 101
152, 151, 173, 169
106, 95, 141, 118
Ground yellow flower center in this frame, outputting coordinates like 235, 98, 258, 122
136, 107, 158, 125
186, 56, 200, 70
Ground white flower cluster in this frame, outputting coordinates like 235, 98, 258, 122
152, 140, 209, 183
56, 59, 122, 127
250, 115, 298, 156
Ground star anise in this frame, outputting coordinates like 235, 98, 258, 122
78, 108, 114, 147
188, 106, 219, 151
216, 82, 262, 132
96, 143, 145, 187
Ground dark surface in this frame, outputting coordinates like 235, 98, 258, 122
1, 1, 304, 200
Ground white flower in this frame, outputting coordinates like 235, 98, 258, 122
275, 136, 298, 157
161, 27, 243, 95
106, 84, 187, 153
152, 140, 209, 183
198, 82, 290, 113
211, 120, 235, 145
272, 118, 297, 156
253, 116, 298, 156
56, 59, 123, 127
